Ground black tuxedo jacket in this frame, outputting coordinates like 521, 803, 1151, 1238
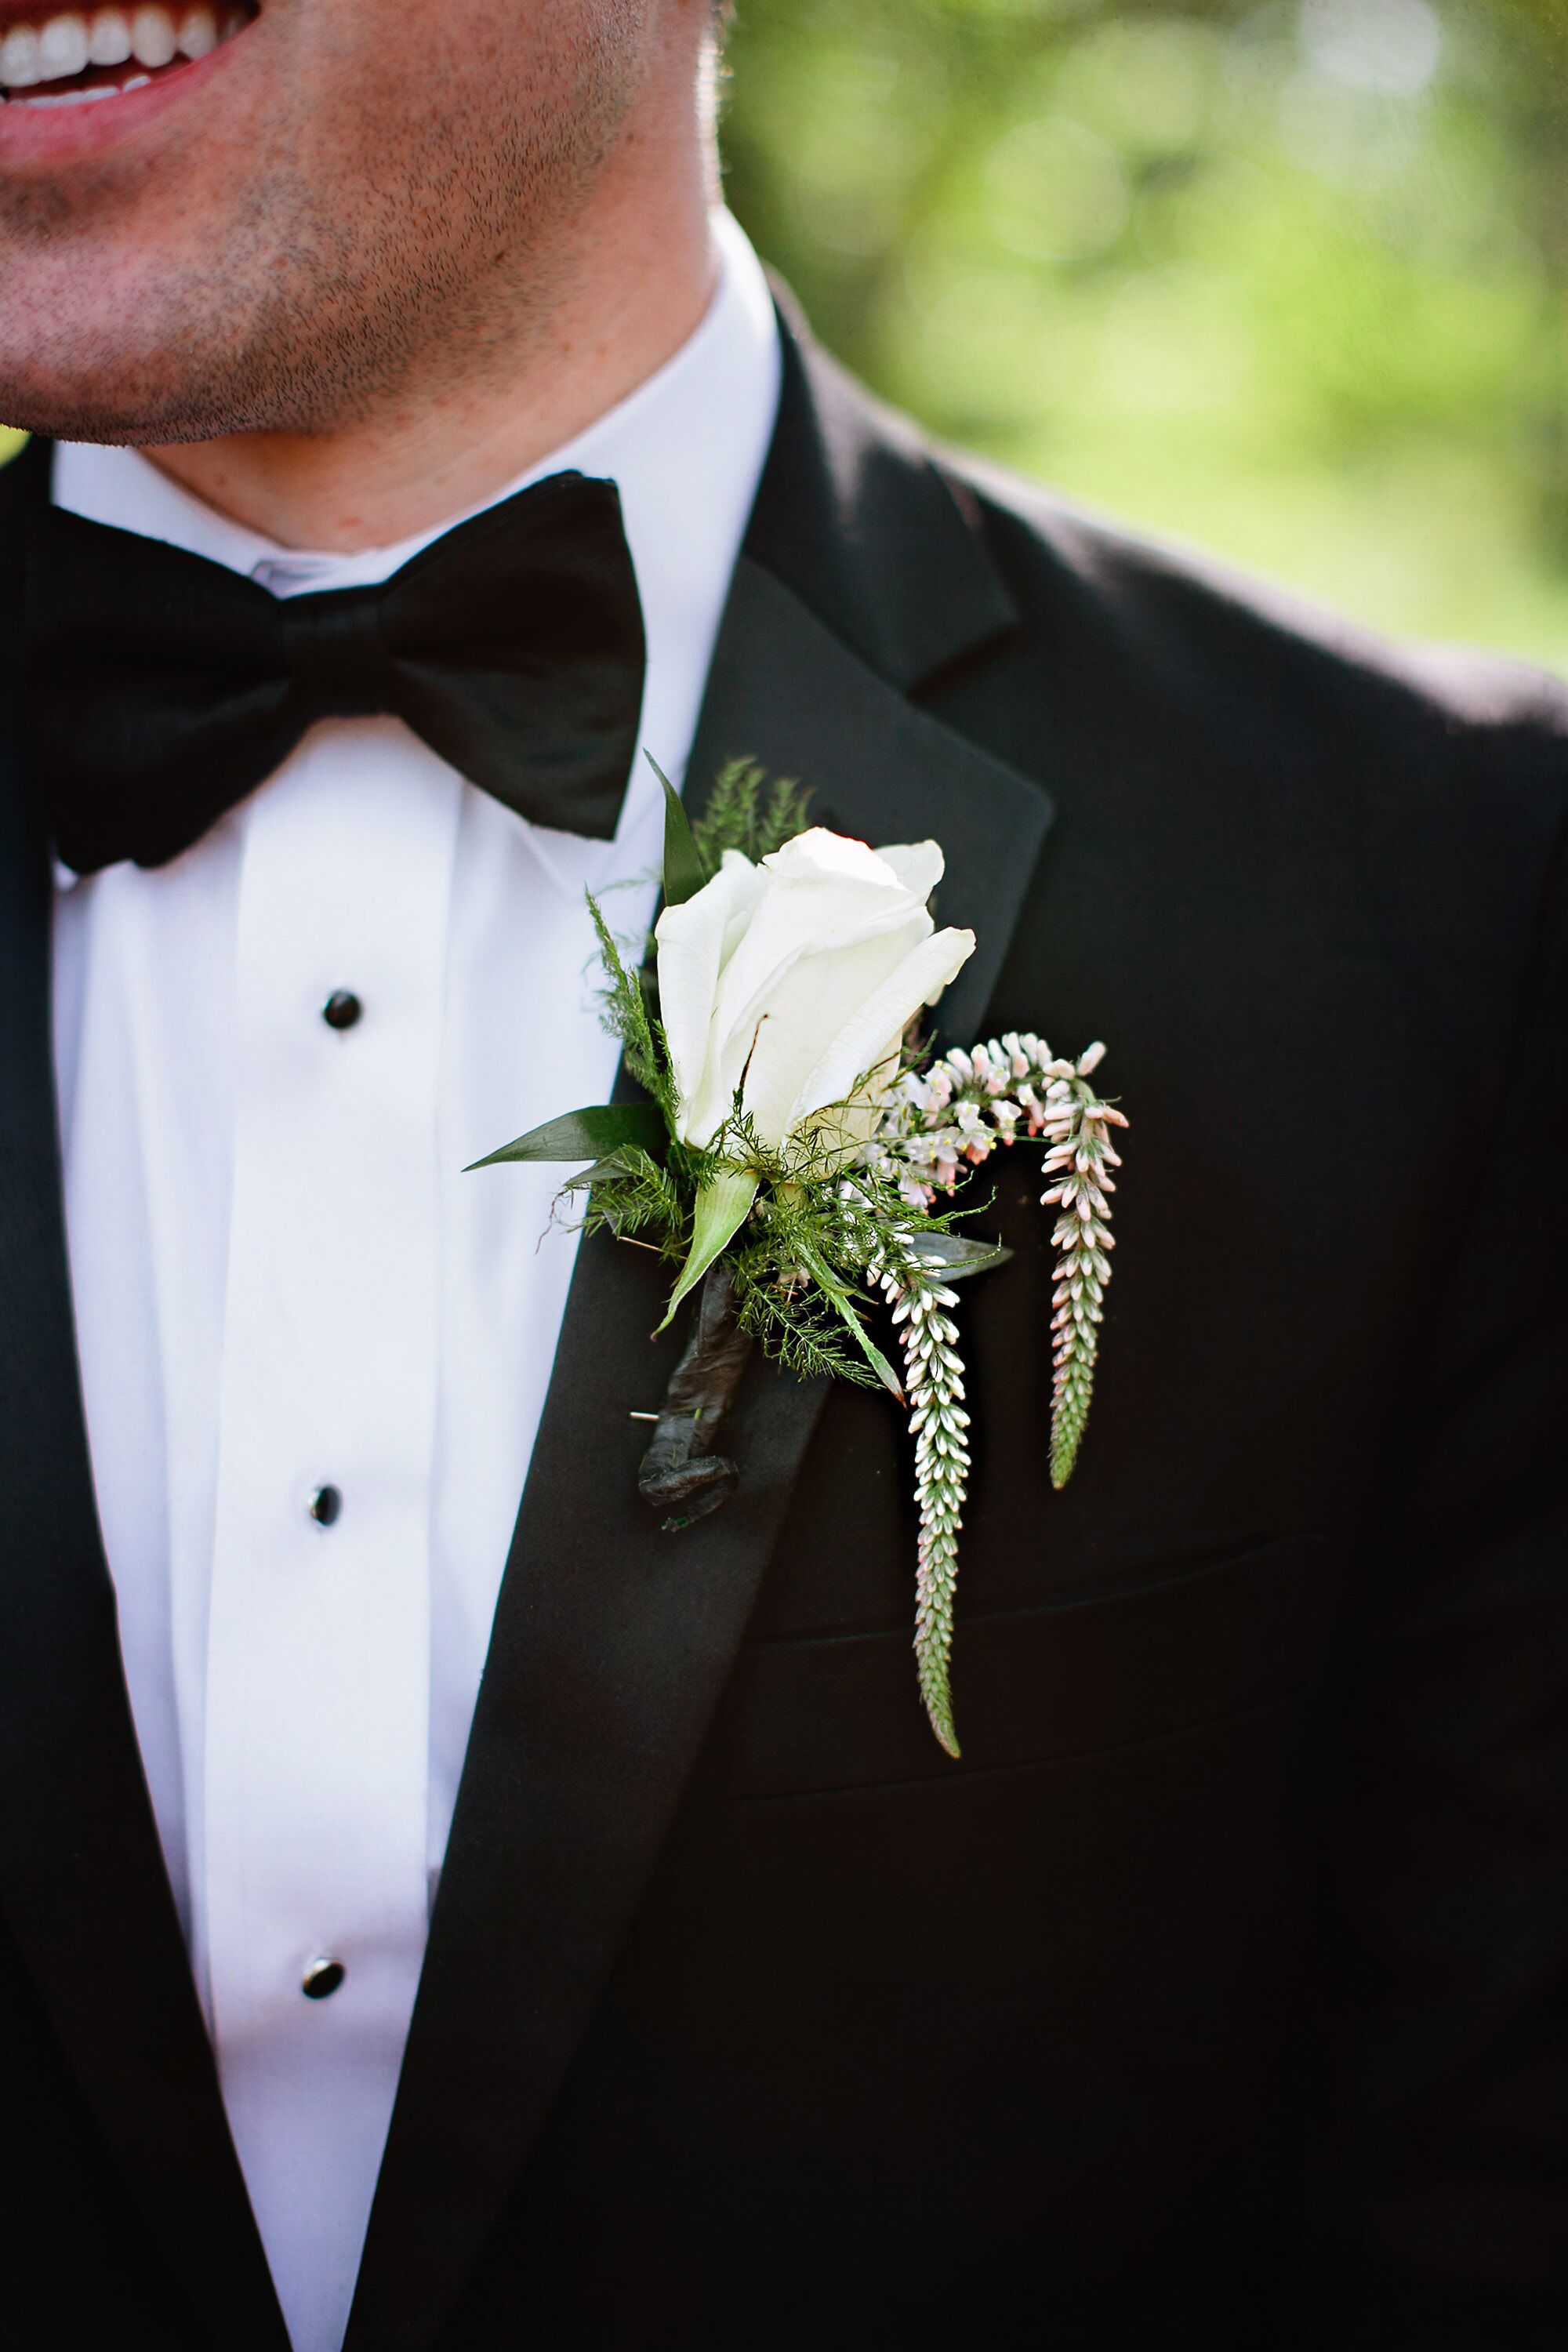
1, 323, 1564, 2352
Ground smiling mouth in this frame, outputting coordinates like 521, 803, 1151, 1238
0, 7, 252, 108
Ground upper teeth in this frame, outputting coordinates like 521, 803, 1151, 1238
0, 8, 241, 91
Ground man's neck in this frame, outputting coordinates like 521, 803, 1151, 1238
140, 153, 717, 554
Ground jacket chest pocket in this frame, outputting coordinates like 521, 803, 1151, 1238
719, 1530, 1323, 1799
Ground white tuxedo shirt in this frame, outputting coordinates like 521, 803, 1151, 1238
49, 210, 781, 2352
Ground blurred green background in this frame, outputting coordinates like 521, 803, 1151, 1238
721, 0, 1568, 671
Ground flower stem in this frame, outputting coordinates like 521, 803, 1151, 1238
637, 1261, 753, 1531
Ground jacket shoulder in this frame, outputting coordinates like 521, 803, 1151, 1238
938, 441, 1568, 785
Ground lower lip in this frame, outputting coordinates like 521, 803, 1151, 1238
0, 32, 249, 166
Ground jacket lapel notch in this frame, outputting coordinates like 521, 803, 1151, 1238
350, 373, 1054, 2351
746, 311, 1023, 695
0, 440, 289, 2352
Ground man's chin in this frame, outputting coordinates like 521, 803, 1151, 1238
0, 337, 271, 449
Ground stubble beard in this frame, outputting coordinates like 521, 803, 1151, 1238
0, 10, 647, 446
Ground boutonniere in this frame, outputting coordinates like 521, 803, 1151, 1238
474, 763, 1127, 1756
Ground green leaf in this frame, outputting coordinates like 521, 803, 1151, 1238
648, 754, 709, 908
465, 1102, 667, 1171
905, 1233, 1013, 1282
557, 1151, 642, 1192
656, 1167, 759, 1332
824, 1287, 905, 1399
798, 1240, 905, 1400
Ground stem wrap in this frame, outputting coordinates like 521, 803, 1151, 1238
637, 1261, 754, 1532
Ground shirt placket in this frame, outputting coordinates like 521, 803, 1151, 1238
200, 717, 459, 2352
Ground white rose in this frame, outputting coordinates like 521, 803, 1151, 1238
655, 826, 976, 1161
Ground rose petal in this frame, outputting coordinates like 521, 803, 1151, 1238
873, 840, 945, 902
789, 926, 977, 1143
759, 827, 895, 888
729, 924, 931, 1149
706, 842, 939, 1114
654, 850, 767, 1140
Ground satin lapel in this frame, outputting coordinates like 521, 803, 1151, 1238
0, 441, 289, 2352
350, 547, 1053, 2347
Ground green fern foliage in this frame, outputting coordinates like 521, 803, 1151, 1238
690, 757, 812, 877
587, 893, 677, 1125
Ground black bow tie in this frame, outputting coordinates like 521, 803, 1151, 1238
24, 471, 648, 873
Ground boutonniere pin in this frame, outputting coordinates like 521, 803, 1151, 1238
473, 763, 1127, 1755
